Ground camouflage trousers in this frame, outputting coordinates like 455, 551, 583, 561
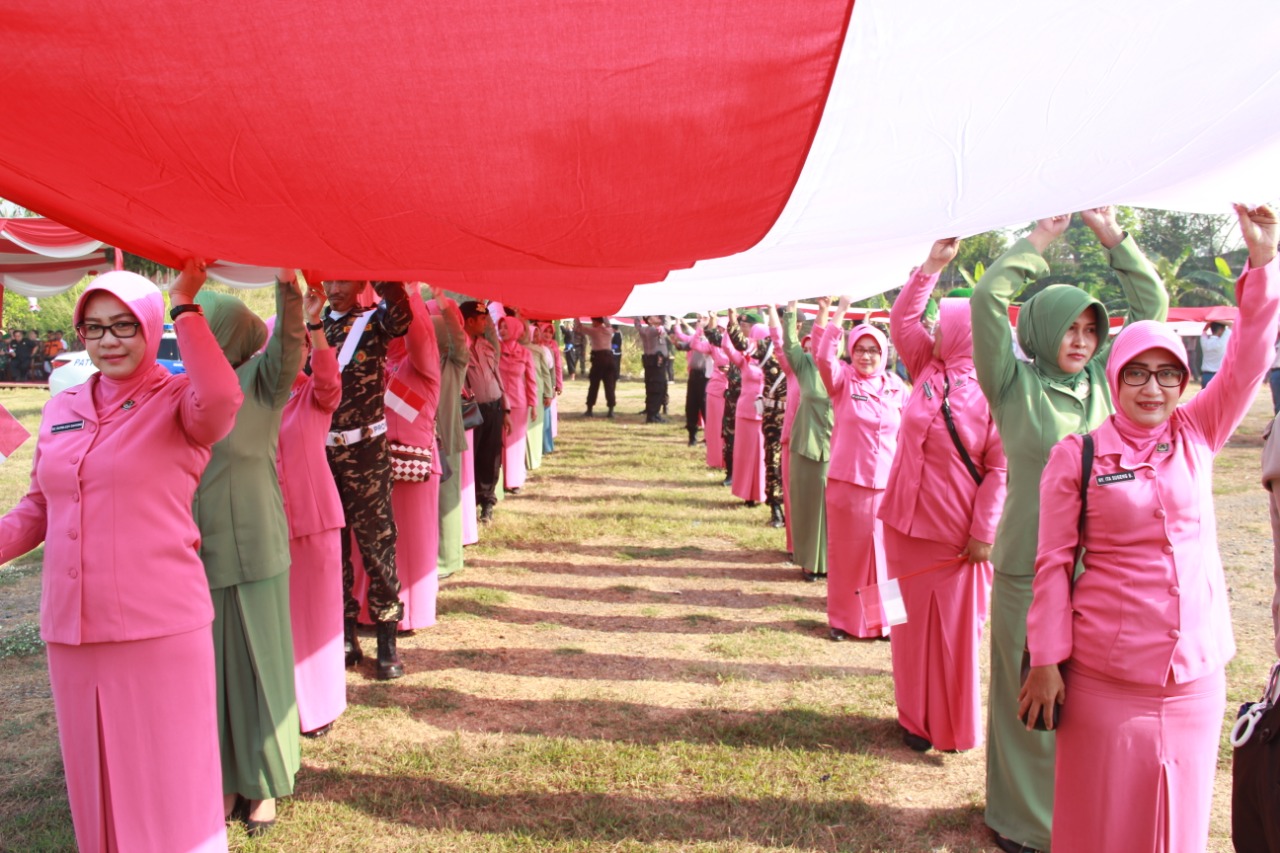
327, 434, 403, 623
763, 397, 785, 507
722, 377, 740, 475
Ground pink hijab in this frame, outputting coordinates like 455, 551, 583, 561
1104, 320, 1190, 463
73, 271, 170, 414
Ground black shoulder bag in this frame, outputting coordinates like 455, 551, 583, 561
1020, 432, 1093, 731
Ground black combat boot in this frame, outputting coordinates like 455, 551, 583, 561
584, 406, 594, 417
769, 502, 785, 529
606, 406, 615, 418
343, 618, 363, 668
375, 621, 405, 680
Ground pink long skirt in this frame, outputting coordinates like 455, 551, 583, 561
731, 416, 765, 503
825, 479, 888, 638
47, 629, 227, 853
288, 529, 346, 733
1053, 663, 1224, 852
503, 405, 530, 490
705, 388, 726, 468
461, 428, 478, 546
353, 471, 441, 630
550, 397, 559, 438
781, 439, 793, 552
885, 527, 992, 751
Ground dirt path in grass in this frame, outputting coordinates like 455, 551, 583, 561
1, 379, 1276, 851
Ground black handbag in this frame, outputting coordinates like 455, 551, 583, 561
1231, 661, 1280, 851
1020, 433, 1093, 732
461, 392, 484, 430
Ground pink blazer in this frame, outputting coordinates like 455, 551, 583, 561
499, 343, 538, 411
0, 318, 242, 645
1029, 259, 1280, 685
726, 338, 765, 421
879, 269, 1006, 547
691, 330, 729, 395
278, 347, 344, 540
815, 322, 907, 488
386, 294, 441, 448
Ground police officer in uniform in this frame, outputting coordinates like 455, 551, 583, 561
322, 279, 413, 680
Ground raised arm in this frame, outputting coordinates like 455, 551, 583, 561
892, 239, 958, 379
1181, 204, 1280, 450
972, 217, 1067, 404
170, 259, 244, 447
254, 272, 305, 410
403, 286, 441, 381
0, 439, 49, 563
816, 296, 853, 397
373, 280, 412, 338
438, 295, 469, 369
778, 301, 804, 374
1081, 207, 1167, 348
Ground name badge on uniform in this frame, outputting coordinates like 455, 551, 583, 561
852, 394, 869, 402
1096, 471, 1136, 485
51, 420, 85, 434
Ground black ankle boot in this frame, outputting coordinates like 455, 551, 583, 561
375, 621, 404, 680
607, 406, 615, 418
769, 503, 785, 529
343, 618, 363, 668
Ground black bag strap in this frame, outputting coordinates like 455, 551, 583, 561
941, 374, 984, 486
1070, 433, 1094, 589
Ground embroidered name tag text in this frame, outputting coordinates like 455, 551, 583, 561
1096, 472, 1136, 485
51, 420, 85, 434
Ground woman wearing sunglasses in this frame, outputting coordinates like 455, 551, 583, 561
0, 260, 242, 851
1021, 204, 1279, 852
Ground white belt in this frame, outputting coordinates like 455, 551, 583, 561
762, 398, 783, 410
326, 419, 388, 447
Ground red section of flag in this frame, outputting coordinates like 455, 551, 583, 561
385, 374, 427, 423
0, 1, 853, 314
0, 403, 31, 460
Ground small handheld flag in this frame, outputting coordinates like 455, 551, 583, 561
385, 374, 427, 423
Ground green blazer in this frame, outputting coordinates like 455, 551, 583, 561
778, 310, 833, 462
193, 280, 304, 590
972, 235, 1167, 577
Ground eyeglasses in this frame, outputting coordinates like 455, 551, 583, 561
1120, 366, 1185, 387
76, 321, 141, 341
852, 346, 882, 357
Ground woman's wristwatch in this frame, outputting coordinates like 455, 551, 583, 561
170, 303, 204, 322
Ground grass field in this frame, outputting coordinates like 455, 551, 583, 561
0, 377, 1276, 851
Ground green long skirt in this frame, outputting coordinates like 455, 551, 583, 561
437, 449, 464, 579
526, 404, 545, 471
212, 571, 301, 799
788, 450, 828, 576
984, 570, 1054, 849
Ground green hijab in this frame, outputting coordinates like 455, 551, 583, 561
196, 290, 267, 368
1015, 284, 1107, 385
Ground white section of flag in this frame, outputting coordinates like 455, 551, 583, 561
859, 577, 907, 633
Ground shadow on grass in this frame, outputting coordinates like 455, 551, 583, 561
435, 599, 834, 637
346, 683, 922, 764
296, 769, 988, 850
443, 580, 825, 612
456, 557, 798, 584
405, 646, 882, 684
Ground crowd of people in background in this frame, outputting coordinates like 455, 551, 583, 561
3, 203, 1280, 852
0, 328, 69, 381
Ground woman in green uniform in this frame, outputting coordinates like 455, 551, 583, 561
971, 208, 1166, 853
194, 274, 305, 834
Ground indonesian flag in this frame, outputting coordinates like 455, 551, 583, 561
384, 374, 427, 423
0, 403, 31, 462
857, 577, 907, 633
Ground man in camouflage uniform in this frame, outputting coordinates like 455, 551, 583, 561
323, 279, 413, 680
704, 323, 739, 487
728, 309, 788, 528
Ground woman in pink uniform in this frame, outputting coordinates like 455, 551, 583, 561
0, 263, 241, 852
881, 239, 1007, 752
278, 285, 346, 737
817, 302, 908, 640
1021, 204, 1279, 852
499, 315, 538, 493
726, 314, 768, 506
379, 284, 441, 629
690, 315, 729, 470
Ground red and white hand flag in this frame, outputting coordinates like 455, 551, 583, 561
0, 403, 31, 463
385, 374, 427, 423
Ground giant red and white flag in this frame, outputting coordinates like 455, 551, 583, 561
0, 2, 1277, 314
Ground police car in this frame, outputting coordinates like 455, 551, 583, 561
49, 325, 185, 395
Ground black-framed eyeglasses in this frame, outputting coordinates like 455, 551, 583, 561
852, 346, 882, 357
1121, 366, 1185, 387
76, 321, 141, 341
